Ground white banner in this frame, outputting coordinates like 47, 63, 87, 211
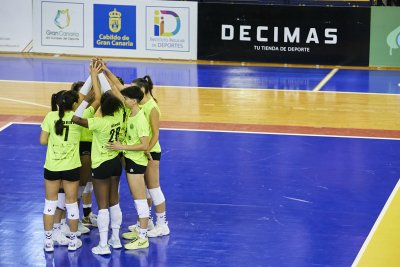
32, 0, 198, 60
0, 0, 33, 52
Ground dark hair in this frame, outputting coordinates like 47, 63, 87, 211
70, 81, 84, 92
121, 85, 144, 102
116, 76, 125, 85
51, 90, 79, 135
131, 75, 156, 102
100, 91, 123, 117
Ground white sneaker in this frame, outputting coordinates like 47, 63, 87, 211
128, 220, 155, 232
61, 223, 82, 237
108, 237, 122, 249
44, 240, 54, 252
68, 238, 82, 251
148, 219, 155, 231
53, 230, 70, 246
147, 223, 170, 238
92, 244, 111, 255
78, 221, 90, 234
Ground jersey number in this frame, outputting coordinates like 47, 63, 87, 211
63, 126, 69, 141
108, 127, 121, 142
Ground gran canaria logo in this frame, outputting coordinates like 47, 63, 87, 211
109, 8, 121, 33
153, 10, 180, 37
387, 25, 400, 56
54, 9, 70, 29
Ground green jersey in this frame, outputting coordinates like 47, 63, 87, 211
123, 109, 149, 166
41, 111, 82, 171
115, 106, 129, 144
80, 106, 95, 142
139, 98, 161, 153
88, 112, 123, 168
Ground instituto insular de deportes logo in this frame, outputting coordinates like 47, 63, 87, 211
153, 10, 181, 37
54, 9, 70, 29
109, 8, 121, 33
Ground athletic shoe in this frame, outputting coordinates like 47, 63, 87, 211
108, 237, 122, 249
82, 212, 98, 227
61, 223, 82, 237
124, 237, 149, 250
122, 229, 139, 240
68, 238, 82, 251
53, 230, 70, 246
78, 221, 90, 234
92, 244, 111, 255
44, 240, 54, 252
147, 223, 170, 238
128, 220, 154, 232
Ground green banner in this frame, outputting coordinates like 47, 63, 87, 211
370, 7, 400, 67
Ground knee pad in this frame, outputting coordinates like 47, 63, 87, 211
134, 199, 149, 219
65, 202, 79, 220
43, 199, 58, 215
149, 187, 165, 206
110, 204, 122, 229
78, 186, 85, 199
83, 182, 93, 194
57, 192, 66, 210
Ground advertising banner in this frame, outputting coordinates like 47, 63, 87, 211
32, 0, 197, 60
0, 0, 32, 52
370, 7, 400, 67
198, 4, 370, 66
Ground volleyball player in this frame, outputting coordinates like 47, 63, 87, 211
40, 89, 83, 252
72, 66, 125, 255
106, 85, 151, 250
131, 76, 170, 238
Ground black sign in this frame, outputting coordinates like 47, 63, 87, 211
198, 4, 370, 66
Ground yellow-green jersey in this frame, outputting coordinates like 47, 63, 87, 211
80, 106, 95, 142
123, 109, 149, 166
41, 111, 82, 171
88, 111, 124, 168
140, 98, 161, 153
115, 106, 130, 144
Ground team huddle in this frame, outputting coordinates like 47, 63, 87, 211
40, 58, 169, 255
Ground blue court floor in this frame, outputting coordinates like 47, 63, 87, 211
0, 123, 399, 266
0, 56, 400, 93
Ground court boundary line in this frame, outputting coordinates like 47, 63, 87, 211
3, 121, 400, 141
1, 79, 400, 96
351, 178, 400, 266
313, 68, 339, 91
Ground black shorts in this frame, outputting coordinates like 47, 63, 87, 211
44, 167, 80, 182
150, 152, 161, 161
125, 158, 147, 174
92, 156, 122, 180
79, 141, 92, 156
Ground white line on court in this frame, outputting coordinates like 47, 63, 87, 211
313, 68, 339, 91
351, 178, 400, 266
0, 97, 50, 108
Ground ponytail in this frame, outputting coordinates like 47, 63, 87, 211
143, 75, 156, 102
51, 94, 58, 111
55, 105, 65, 136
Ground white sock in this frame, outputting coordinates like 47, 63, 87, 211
70, 231, 77, 240
138, 227, 147, 239
156, 212, 167, 225
45, 230, 52, 240
97, 209, 110, 247
60, 218, 66, 225
110, 204, 122, 240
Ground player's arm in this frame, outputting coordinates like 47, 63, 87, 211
106, 136, 149, 151
72, 93, 92, 128
99, 58, 125, 91
40, 130, 49, 145
90, 61, 102, 111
